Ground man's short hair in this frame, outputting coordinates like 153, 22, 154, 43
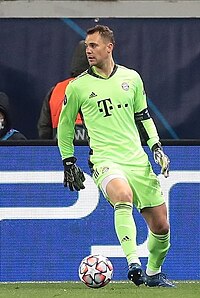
87, 25, 115, 45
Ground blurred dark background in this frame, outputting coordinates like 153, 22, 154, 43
0, 18, 199, 139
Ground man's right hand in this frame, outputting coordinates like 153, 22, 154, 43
63, 157, 85, 191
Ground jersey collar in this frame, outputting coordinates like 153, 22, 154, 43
87, 64, 118, 79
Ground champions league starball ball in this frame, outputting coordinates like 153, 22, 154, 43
78, 254, 113, 288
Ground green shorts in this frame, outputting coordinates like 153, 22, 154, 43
92, 162, 165, 211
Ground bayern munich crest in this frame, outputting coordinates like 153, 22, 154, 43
121, 82, 129, 91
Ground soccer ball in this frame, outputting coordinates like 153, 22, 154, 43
78, 254, 113, 288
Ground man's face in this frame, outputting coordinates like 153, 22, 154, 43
85, 32, 113, 67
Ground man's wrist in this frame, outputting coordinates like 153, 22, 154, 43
151, 142, 162, 152
63, 157, 77, 169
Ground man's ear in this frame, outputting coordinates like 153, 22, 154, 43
107, 43, 113, 53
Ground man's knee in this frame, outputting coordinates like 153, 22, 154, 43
152, 222, 170, 235
114, 189, 133, 203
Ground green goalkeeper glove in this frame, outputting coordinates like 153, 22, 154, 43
152, 143, 170, 178
63, 157, 85, 191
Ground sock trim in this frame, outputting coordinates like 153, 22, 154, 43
114, 202, 133, 211
150, 231, 170, 240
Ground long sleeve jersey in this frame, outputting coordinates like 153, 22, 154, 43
58, 65, 159, 168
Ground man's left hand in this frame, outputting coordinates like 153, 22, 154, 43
153, 145, 170, 178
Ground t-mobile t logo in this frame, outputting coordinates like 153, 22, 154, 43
97, 98, 113, 117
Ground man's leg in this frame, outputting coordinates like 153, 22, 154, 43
147, 231, 170, 274
142, 204, 175, 287
105, 178, 145, 285
114, 202, 138, 264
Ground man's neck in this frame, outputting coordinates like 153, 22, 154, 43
93, 59, 115, 78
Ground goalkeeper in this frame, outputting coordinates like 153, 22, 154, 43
58, 25, 174, 287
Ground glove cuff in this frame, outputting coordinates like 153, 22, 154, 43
151, 142, 162, 152
63, 157, 77, 169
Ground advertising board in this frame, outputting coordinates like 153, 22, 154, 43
0, 145, 199, 281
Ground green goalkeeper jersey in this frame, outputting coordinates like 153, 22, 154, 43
58, 65, 159, 167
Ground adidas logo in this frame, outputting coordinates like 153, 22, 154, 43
89, 92, 97, 98
121, 235, 131, 243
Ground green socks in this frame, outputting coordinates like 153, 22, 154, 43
114, 202, 170, 271
147, 230, 170, 273
114, 202, 140, 265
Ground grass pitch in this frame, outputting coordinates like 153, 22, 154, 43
0, 281, 199, 298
